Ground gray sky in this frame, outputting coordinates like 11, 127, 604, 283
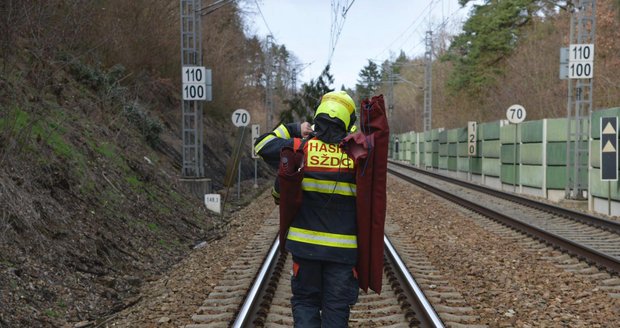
246, 0, 471, 89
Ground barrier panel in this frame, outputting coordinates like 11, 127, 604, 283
387, 107, 620, 216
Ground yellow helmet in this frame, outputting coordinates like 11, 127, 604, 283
314, 91, 356, 131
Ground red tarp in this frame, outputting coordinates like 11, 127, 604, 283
341, 95, 389, 293
277, 146, 305, 252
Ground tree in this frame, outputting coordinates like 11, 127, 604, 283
281, 65, 334, 123
443, 0, 543, 94
355, 60, 381, 101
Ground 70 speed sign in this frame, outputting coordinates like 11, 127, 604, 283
231, 109, 250, 127
506, 104, 526, 124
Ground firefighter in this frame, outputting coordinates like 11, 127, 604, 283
254, 90, 359, 327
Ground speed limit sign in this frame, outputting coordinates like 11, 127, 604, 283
506, 105, 526, 124
231, 109, 250, 127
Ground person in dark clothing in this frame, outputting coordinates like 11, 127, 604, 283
254, 90, 359, 327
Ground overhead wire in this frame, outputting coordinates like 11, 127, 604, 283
405, 1, 469, 57
398, 0, 442, 57
327, 0, 356, 65
199, 0, 235, 16
374, 0, 468, 62
373, 0, 438, 60
254, 0, 274, 38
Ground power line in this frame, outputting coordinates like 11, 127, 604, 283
406, 38, 429, 57
373, 0, 437, 60
407, 4, 467, 55
398, 0, 443, 57
374, 0, 467, 61
254, 0, 274, 37
199, 0, 235, 16
328, 0, 356, 65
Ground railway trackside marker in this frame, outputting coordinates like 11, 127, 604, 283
601, 116, 617, 215
232, 109, 250, 127
251, 124, 260, 159
506, 104, 526, 124
467, 121, 477, 156
600, 116, 617, 181
205, 193, 221, 214
467, 121, 477, 182
559, 44, 594, 80
506, 105, 526, 192
568, 43, 594, 79
182, 66, 212, 101
231, 109, 250, 199
252, 124, 260, 188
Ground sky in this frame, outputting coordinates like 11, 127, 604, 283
245, 0, 471, 90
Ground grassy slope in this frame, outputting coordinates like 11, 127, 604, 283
0, 54, 239, 326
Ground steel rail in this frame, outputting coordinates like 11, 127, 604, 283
232, 237, 280, 328
388, 167, 620, 274
232, 233, 446, 327
384, 235, 445, 328
390, 160, 620, 235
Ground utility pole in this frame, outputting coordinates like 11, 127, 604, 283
265, 34, 274, 130
565, 0, 596, 200
180, 0, 211, 197
423, 30, 433, 132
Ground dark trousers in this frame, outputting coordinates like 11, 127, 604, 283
290, 256, 359, 327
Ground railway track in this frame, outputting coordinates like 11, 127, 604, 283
184, 207, 446, 328
388, 160, 620, 274
183, 162, 620, 327
232, 236, 444, 328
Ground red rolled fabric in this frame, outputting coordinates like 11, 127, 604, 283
277, 147, 305, 252
341, 95, 389, 294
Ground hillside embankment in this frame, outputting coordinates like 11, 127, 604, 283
0, 53, 271, 327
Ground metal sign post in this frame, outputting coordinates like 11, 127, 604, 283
251, 124, 260, 188
506, 105, 526, 192
180, 0, 205, 179
564, 1, 597, 200
467, 121, 477, 181
600, 117, 617, 215
180, 0, 215, 199
221, 109, 251, 215
423, 31, 433, 133
232, 109, 250, 199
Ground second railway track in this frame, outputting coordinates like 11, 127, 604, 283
388, 161, 620, 274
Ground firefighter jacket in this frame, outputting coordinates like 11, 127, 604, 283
255, 123, 358, 265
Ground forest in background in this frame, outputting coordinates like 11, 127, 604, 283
364, 0, 620, 133
3, 1, 619, 134
0, 0, 300, 129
